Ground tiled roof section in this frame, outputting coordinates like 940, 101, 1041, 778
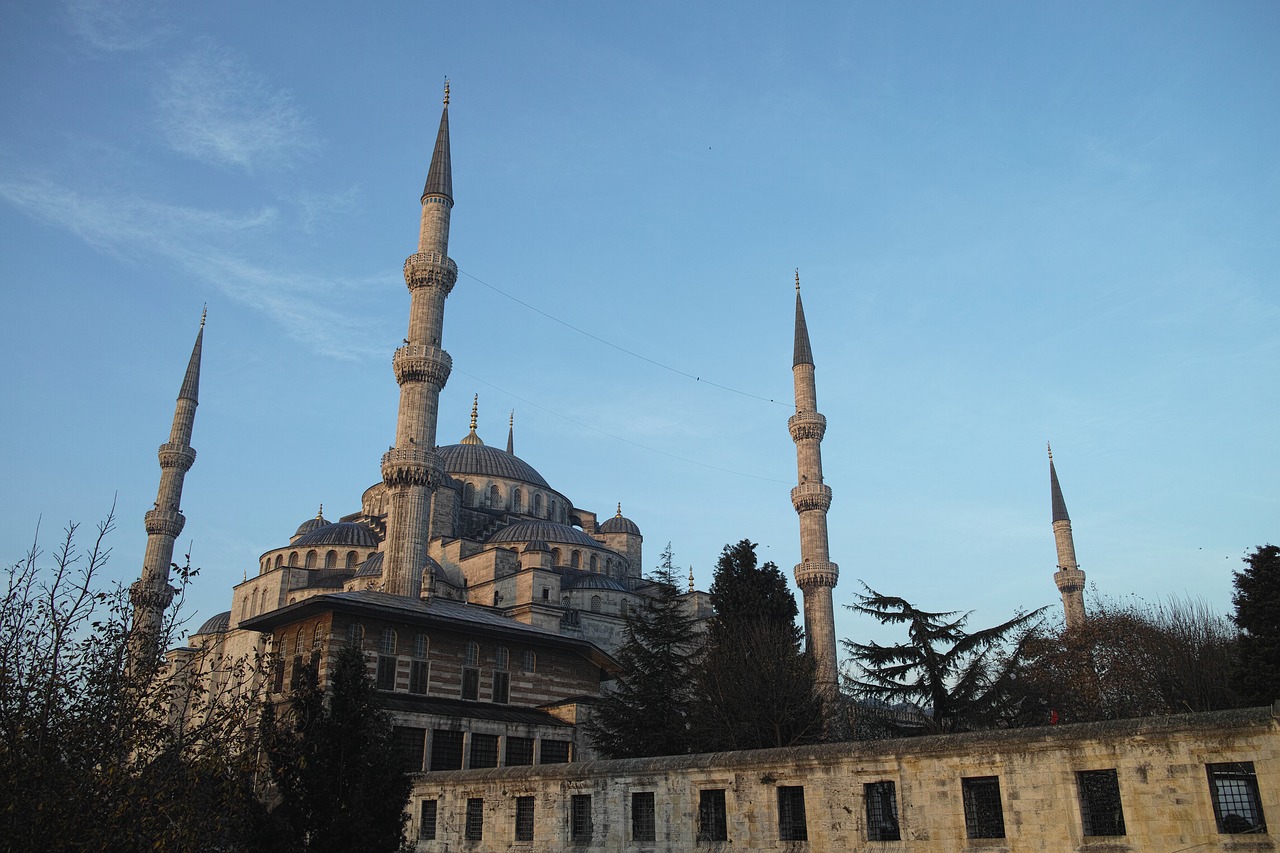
793, 290, 813, 367
488, 521, 600, 549
179, 322, 203, 402
304, 570, 354, 590
438, 443, 551, 489
1050, 460, 1070, 523
422, 104, 452, 202
378, 694, 573, 727
293, 521, 378, 548
196, 609, 231, 634
294, 511, 329, 538
599, 514, 640, 536
354, 550, 384, 578
561, 571, 629, 593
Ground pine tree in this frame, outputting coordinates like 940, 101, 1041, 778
582, 544, 702, 758
694, 539, 824, 750
1232, 544, 1280, 707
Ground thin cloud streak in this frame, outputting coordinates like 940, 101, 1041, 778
62, 0, 172, 52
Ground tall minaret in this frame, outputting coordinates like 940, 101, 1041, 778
1049, 444, 1087, 629
380, 81, 457, 599
789, 271, 840, 698
129, 310, 204, 670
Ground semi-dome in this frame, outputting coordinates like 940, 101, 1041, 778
599, 503, 641, 536
196, 610, 231, 634
438, 443, 550, 489
352, 550, 444, 581
488, 520, 600, 549
523, 539, 550, 553
562, 572, 629, 592
293, 506, 329, 538
293, 521, 378, 548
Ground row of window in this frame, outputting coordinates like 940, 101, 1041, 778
461, 482, 565, 522
395, 727, 572, 773
416, 762, 1268, 844
262, 548, 372, 573
353, 626, 534, 703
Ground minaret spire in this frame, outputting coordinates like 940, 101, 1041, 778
382, 89, 459, 598
506, 410, 514, 454
1048, 443, 1087, 628
128, 312, 204, 671
788, 270, 840, 702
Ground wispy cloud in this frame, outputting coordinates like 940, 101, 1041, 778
62, 0, 171, 52
0, 176, 383, 359
156, 41, 317, 172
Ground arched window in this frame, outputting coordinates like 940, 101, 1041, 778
346, 622, 364, 648
325, 550, 337, 569
305, 550, 317, 568
589, 554, 598, 571
380, 628, 397, 655
570, 550, 580, 568
413, 633, 428, 659
620, 599, 630, 618
288, 551, 298, 567
250, 588, 259, 615
590, 595, 602, 613
561, 596, 570, 608
550, 500, 558, 521
312, 625, 325, 651
345, 550, 358, 569
495, 646, 509, 670
465, 641, 479, 666
489, 484, 500, 507
275, 554, 283, 568
533, 493, 543, 516
512, 488, 522, 513
463, 482, 475, 506
289, 629, 305, 690
522, 650, 536, 673
551, 548, 562, 565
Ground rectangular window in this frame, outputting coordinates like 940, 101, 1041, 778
465, 797, 484, 841
470, 733, 499, 769
271, 658, 285, 693
632, 791, 656, 842
375, 654, 396, 691
515, 796, 535, 842
428, 729, 464, 771
492, 670, 510, 704
419, 799, 437, 840
1077, 769, 1126, 836
571, 794, 593, 841
391, 726, 425, 773
777, 786, 808, 841
962, 776, 1006, 839
462, 666, 479, 700
1207, 762, 1268, 834
697, 789, 728, 843
540, 738, 571, 764
864, 781, 900, 841
289, 654, 304, 691
409, 659, 429, 694
505, 736, 534, 766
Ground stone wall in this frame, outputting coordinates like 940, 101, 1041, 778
406, 706, 1278, 852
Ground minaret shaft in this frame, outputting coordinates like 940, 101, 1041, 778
1049, 451, 1087, 629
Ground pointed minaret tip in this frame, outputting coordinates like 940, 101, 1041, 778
179, 310, 205, 403
795, 268, 801, 292
443, 77, 450, 107
422, 83, 453, 203
1049, 446, 1070, 523
506, 410, 515, 454
793, 270, 814, 368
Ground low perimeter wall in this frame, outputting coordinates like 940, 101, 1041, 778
408, 706, 1278, 852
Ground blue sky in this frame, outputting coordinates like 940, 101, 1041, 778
1, 1, 1276, 655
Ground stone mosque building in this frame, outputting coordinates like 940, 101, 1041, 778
128, 90, 1275, 852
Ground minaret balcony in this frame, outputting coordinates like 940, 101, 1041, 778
1054, 566, 1086, 594
393, 344, 452, 387
788, 411, 827, 442
403, 251, 458, 293
794, 559, 839, 590
157, 443, 196, 471
381, 447, 442, 488
144, 508, 186, 538
791, 483, 832, 513
129, 579, 176, 611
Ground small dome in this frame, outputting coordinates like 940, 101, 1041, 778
562, 572, 629, 592
352, 551, 443, 581
294, 506, 329, 538
196, 610, 232, 635
599, 503, 641, 536
523, 539, 550, 553
293, 521, 378, 548
488, 520, 601, 549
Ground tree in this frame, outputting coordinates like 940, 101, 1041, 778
1232, 544, 1280, 707
583, 544, 702, 758
693, 539, 824, 750
0, 511, 270, 853
263, 643, 411, 852
844, 585, 1044, 734
1011, 594, 1239, 724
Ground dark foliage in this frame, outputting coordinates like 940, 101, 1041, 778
264, 644, 411, 853
1232, 544, 1280, 707
583, 544, 702, 758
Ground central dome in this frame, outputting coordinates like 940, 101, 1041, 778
438, 443, 550, 489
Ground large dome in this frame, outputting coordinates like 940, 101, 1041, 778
488, 520, 601, 549
293, 521, 378, 548
293, 509, 329, 538
438, 443, 550, 489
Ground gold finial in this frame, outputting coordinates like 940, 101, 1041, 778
795, 269, 801, 292
317, 504, 324, 519
616, 502, 623, 517
470, 394, 478, 431
688, 565, 694, 593
1047, 441, 1053, 461
509, 410, 514, 428
443, 78, 450, 106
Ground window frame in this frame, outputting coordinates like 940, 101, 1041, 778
419, 799, 437, 840
961, 775, 1006, 840
864, 780, 901, 841
1077, 769, 1126, 837
570, 793, 593, 842
1207, 761, 1268, 835
514, 795, 535, 842
631, 791, 656, 842
697, 788, 728, 843
464, 797, 484, 842
777, 785, 808, 842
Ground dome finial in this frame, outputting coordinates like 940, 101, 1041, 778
460, 394, 485, 445
317, 504, 324, 519
1047, 441, 1053, 461
443, 77, 450, 107
688, 564, 694, 592
795, 268, 801, 293
616, 502, 622, 517
200, 303, 207, 328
